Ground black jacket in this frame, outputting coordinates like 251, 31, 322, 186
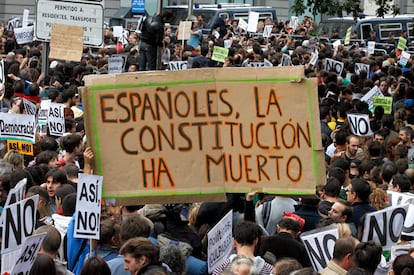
141, 15, 164, 46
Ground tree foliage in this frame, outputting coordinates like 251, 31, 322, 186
290, 0, 400, 19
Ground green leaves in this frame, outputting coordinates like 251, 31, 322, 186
290, 0, 398, 20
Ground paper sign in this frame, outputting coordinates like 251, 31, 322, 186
0, 178, 28, 226
355, 63, 370, 75
7, 140, 34, 156
23, 98, 37, 116
238, 18, 248, 31
177, 21, 192, 41
324, 58, 344, 75
47, 103, 65, 137
310, 52, 318, 67
108, 55, 126, 74
289, 16, 299, 31
387, 191, 414, 206
49, 24, 83, 62
7, 18, 20, 32
399, 51, 410, 67
307, 38, 316, 54
1, 195, 39, 274
38, 100, 51, 136
207, 210, 233, 273
0, 113, 36, 143
398, 37, 407, 50
402, 204, 414, 238
0, 59, 5, 85
22, 9, 30, 28
361, 85, 383, 110
332, 39, 341, 49
74, 174, 103, 239
248, 59, 273, 67
10, 233, 46, 275
301, 226, 338, 272
344, 26, 352, 46
347, 113, 373, 136
211, 46, 229, 63
373, 96, 392, 114
14, 26, 34, 45
362, 204, 409, 249
368, 41, 375, 55
263, 25, 273, 38
247, 11, 259, 33
81, 67, 325, 204
224, 39, 232, 49
168, 61, 188, 71
112, 26, 123, 38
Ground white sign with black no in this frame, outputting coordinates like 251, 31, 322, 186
300, 225, 338, 272
362, 204, 409, 249
47, 103, 65, 136
1, 195, 39, 274
74, 173, 103, 239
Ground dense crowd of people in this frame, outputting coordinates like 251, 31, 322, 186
0, 11, 414, 275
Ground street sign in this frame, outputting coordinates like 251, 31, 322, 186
35, 0, 104, 47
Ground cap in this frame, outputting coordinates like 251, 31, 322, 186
405, 99, 414, 107
50, 60, 59, 69
283, 212, 305, 231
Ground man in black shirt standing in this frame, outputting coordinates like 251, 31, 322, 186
139, 11, 173, 71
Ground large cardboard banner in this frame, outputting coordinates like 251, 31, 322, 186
362, 204, 409, 249
207, 210, 233, 273
82, 67, 324, 204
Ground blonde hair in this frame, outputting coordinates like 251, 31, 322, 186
3, 150, 24, 169
369, 188, 388, 210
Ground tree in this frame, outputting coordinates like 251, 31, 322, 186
290, 0, 400, 19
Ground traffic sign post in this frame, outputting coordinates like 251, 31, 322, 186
35, 0, 104, 47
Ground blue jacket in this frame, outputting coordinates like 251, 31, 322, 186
67, 214, 89, 275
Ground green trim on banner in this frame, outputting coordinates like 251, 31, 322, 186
90, 92, 103, 177
306, 79, 319, 185
88, 76, 303, 91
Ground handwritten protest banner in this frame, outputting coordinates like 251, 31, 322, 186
74, 174, 103, 239
399, 51, 410, 67
49, 24, 83, 62
301, 226, 338, 272
373, 96, 392, 114
108, 55, 126, 74
0, 113, 36, 143
347, 113, 373, 136
207, 210, 233, 273
82, 67, 325, 204
48, 103, 65, 136
362, 204, 409, 249
237, 18, 248, 31
1, 195, 39, 274
211, 46, 229, 63
177, 21, 192, 41
10, 233, 46, 275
